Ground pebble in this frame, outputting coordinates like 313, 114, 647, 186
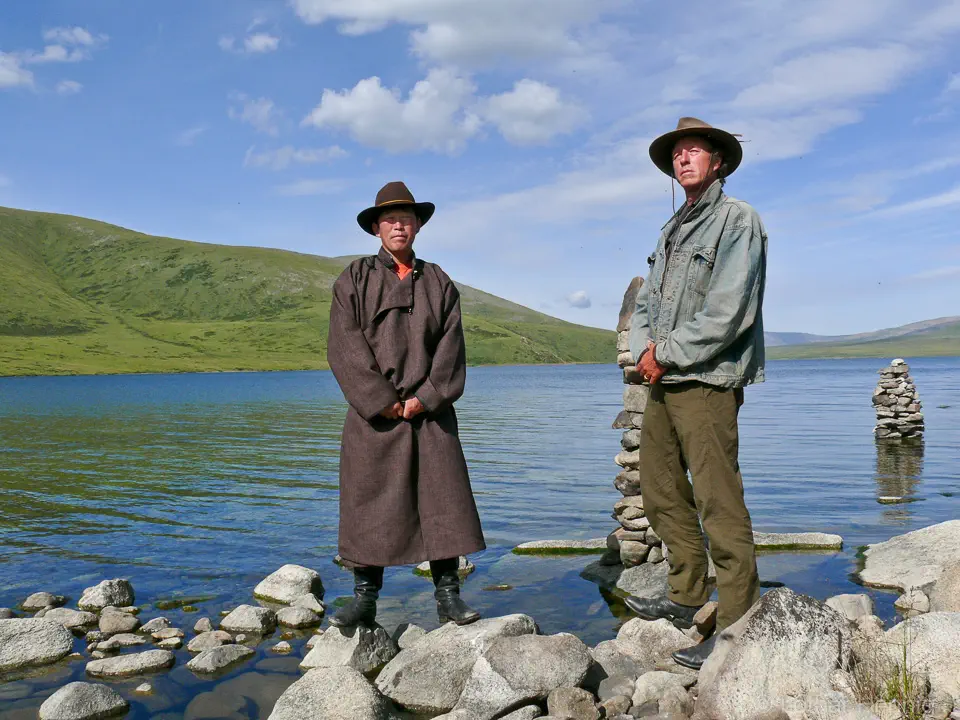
271, 641, 292, 653
152, 628, 185, 641
135, 683, 153, 694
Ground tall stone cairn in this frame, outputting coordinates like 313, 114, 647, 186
873, 358, 924, 442
602, 277, 667, 569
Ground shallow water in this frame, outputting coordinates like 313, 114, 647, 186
1, 358, 958, 717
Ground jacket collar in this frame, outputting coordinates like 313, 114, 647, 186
661, 179, 725, 230
377, 246, 418, 271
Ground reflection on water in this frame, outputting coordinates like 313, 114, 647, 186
875, 440, 925, 520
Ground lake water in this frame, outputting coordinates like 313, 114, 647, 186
1, 358, 958, 717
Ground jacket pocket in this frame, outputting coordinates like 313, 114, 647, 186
689, 246, 716, 297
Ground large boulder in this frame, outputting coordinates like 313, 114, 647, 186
78, 580, 134, 612
0, 618, 75, 672
254, 564, 324, 604
615, 619, 695, 670
86, 649, 175, 677
376, 614, 538, 715
43, 608, 99, 630
269, 666, 401, 720
38, 681, 129, 720
300, 624, 398, 675
881, 612, 960, 700
695, 588, 853, 720
858, 520, 960, 611
451, 633, 593, 719
23, 592, 66, 612
186, 644, 256, 674
220, 604, 277, 634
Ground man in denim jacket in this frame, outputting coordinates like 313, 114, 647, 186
623, 117, 768, 670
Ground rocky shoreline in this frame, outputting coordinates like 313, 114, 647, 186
2, 520, 960, 720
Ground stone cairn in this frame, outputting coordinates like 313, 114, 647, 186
602, 277, 667, 570
873, 358, 924, 442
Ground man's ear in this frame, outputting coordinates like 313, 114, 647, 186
372, 223, 380, 237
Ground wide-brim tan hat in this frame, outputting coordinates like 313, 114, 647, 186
649, 117, 743, 178
357, 181, 436, 235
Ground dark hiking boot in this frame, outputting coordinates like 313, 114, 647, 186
329, 566, 383, 628
432, 558, 480, 626
623, 595, 702, 630
671, 633, 718, 670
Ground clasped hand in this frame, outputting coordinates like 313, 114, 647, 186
379, 397, 425, 420
638, 340, 667, 384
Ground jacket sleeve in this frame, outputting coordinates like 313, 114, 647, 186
628, 277, 652, 365
414, 279, 466, 413
327, 270, 401, 421
655, 213, 765, 371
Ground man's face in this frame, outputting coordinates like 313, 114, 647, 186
374, 207, 420, 258
672, 136, 721, 192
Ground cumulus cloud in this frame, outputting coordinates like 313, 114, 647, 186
302, 69, 481, 154
56, 79, 82, 95
566, 290, 592, 309
481, 80, 584, 145
43, 27, 106, 47
275, 179, 346, 196
0, 52, 33, 89
244, 145, 347, 170
23, 26, 108, 65
220, 32, 281, 54
228, 93, 280, 136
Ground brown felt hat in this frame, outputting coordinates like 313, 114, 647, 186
357, 181, 436, 235
649, 117, 743, 178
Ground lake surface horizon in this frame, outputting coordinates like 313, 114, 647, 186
1, 357, 958, 717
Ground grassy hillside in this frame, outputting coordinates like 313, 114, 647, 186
769, 321, 960, 360
0, 207, 615, 377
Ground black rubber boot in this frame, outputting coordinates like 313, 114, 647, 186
623, 594, 703, 629
329, 565, 383, 628
672, 633, 718, 670
431, 558, 480, 626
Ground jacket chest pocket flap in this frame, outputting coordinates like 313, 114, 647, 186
689, 245, 717, 296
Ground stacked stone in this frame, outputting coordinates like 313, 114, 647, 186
604, 277, 666, 569
873, 359, 924, 442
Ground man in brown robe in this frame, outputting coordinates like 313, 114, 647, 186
326, 181, 486, 628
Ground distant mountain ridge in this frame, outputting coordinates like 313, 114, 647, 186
766, 317, 960, 359
765, 316, 960, 347
0, 206, 614, 377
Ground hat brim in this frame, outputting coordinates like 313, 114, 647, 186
357, 200, 436, 235
649, 127, 743, 178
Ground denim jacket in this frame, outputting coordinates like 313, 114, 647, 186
629, 180, 767, 388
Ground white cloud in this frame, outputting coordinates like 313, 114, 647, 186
481, 80, 584, 145
875, 184, 960, 216
228, 93, 281, 136
56, 80, 82, 95
43, 27, 106, 47
175, 126, 207, 146
566, 290, 592, 308
945, 73, 960, 96
906, 265, 960, 282
25, 27, 108, 65
244, 145, 347, 170
0, 52, 34, 89
23, 45, 88, 64
245, 33, 280, 53
275, 179, 346, 196
302, 69, 481, 154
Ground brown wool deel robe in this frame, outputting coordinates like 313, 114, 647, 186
327, 247, 486, 568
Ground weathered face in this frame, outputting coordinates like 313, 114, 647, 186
374, 207, 420, 259
671, 136, 722, 192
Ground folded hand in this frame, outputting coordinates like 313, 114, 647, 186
402, 397, 425, 420
379, 401, 404, 420
638, 340, 667, 384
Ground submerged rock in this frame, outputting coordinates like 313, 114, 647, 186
414, 556, 477, 576
300, 624, 398, 675
96, 633, 147, 652
187, 644, 255, 674
0, 618, 75, 672
78, 580, 134, 612
86, 649, 175, 677
753, 531, 843, 551
514, 539, 607, 555
254, 564, 324, 605
269, 666, 401, 720
38, 681, 129, 720
187, 630, 234, 653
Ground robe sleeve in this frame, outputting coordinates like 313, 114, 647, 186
327, 269, 401, 421
414, 278, 466, 413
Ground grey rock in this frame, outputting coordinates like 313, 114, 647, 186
134, 684, 152, 694
98, 609, 140, 635
38, 681, 129, 720
825, 594, 874, 623
151, 627, 184, 640
277, 606, 322, 628
620, 541, 650, 567
598, 674, 636, 702
187, 630, 234, 653
305, 632, 323, 650
138, 617, 170, 634
647, 547, 664, 564
220, 604, 277, 634
292, 593, 325, 614
0, 618, 75, 672
186, 644, 255, 674
624, 385, 648, 413
696, 588, 853, 720
615, 450, 641, 470
619, 516, 651, 532
893, 587, 930, 616
617, 330, 631, 353
271, 641, 292, 653
157, 637, 182, 650
44, 608, 99, 630
614, 470, 643, 497
644, 527, 661, 546
621, 429, 643, 450
513, 538, 607, 554
452, 632, 593, 720
193, 617, 214, 634
546, 687, 599, 720
301, 623, 398, 674
415, 556, 476, 576
928, 562, 960, 613
882, 612, 960, 701
499, 707, 543, 720
23, 592, 66, 612
78, 580, 134, 612
632, 671, 693, 716
616, 619, 694, 670
86, 649, 175, 677
376, 613, 537, 715
268, 666, 401, 720
392, 623, 427, 650
0, 608, 13, 619
618, 279, 643, 332
585, 640, 641, 693
84, 631, 106, 644
753, 531, 843, 550
600, 695, 632, 718
693, 601, 718, 636
96, 633, 148, 652
254, 564, 324, 605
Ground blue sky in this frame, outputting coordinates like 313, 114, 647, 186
1, 0, 959, 334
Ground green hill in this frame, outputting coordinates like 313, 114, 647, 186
768, 320, 960, 360
0, 206, 614, 377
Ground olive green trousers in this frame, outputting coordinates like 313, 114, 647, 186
638, 381, 760, 630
